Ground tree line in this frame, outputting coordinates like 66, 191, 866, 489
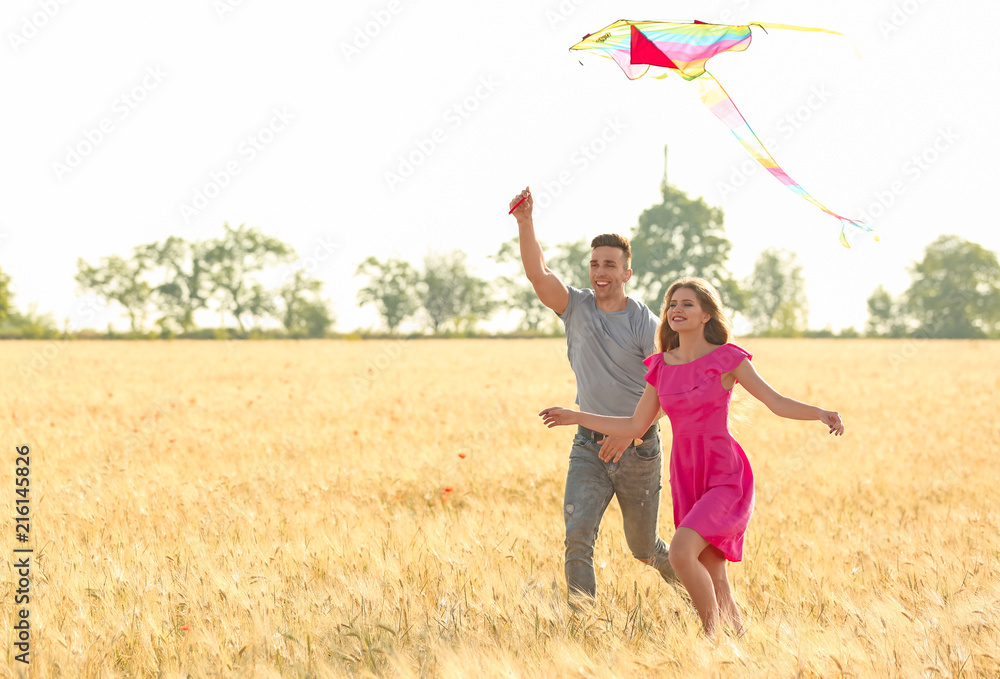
2, 184, 998, 339
865, 235, 1000, 339
355, 184, 1000, 339
1, 223, 333, 339
78, 223, 334, 337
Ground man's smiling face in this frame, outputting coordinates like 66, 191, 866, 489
590, 245, 631, 301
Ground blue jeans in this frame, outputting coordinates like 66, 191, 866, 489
563, 427, 673, 598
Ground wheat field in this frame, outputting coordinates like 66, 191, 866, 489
1, 338, 998, 677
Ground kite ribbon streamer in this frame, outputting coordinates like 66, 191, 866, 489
571, 20, 876, 247
693, 72, 868, 248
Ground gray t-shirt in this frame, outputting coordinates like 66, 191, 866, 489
557, 286, 659, 418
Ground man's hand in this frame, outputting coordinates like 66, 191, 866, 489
598, 435, 639, 463
509, 187, 533, 222
512, 185, 568, 314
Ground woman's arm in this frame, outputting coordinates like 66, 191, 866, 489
539, 383, 662, 438
731, 359, 844, 435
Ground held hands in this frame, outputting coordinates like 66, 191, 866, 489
598, 436, 639, 464
819, 409, 845, 435
509, 186, 533, 221
539, 407, 642, 463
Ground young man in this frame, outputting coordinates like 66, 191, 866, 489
509, 186, 676, 601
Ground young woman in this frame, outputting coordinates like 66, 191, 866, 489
539, 277, 844, 637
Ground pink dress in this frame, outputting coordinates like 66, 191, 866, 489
643, 343, 754, 562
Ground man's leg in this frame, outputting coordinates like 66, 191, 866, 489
614, 431, 678, 585
564, 434, 615, 600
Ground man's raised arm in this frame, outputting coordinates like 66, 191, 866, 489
509, 186, 570, 315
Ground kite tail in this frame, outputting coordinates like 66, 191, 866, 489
693, 72, 875, 247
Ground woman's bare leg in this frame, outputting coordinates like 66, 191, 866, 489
668, 527, 719, 637
698, 545, 744, 636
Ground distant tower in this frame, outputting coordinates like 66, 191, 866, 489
661, 144, 669, 191
662, 144, 668, 188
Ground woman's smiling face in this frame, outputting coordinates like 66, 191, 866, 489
667, 287, 710, 331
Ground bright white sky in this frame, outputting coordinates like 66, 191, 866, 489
3, 0, 997, 333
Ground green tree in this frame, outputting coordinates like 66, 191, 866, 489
547, 239, 593, 291
0, 270, 56, 339
143, 236, 212, 333
901, 235, 1000, 338
419, 251, 494, 333
75, 250, 152, 333
491, 238, 593, 333
8, 306, 58, 339
355, 256, 418, 333
492, 238, 552, 332
865, 285, 905, 337
279, 269, 333, 337
743, 248, 808, 337
205, 223, 294, 333
0, 266, 11, 324
629, 183, 740, 314
297, 299, 334, 338
248, 283, 278, 331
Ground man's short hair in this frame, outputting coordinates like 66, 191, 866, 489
590, 234, 631, 269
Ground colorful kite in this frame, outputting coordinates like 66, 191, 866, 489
571, 20, 875, 247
